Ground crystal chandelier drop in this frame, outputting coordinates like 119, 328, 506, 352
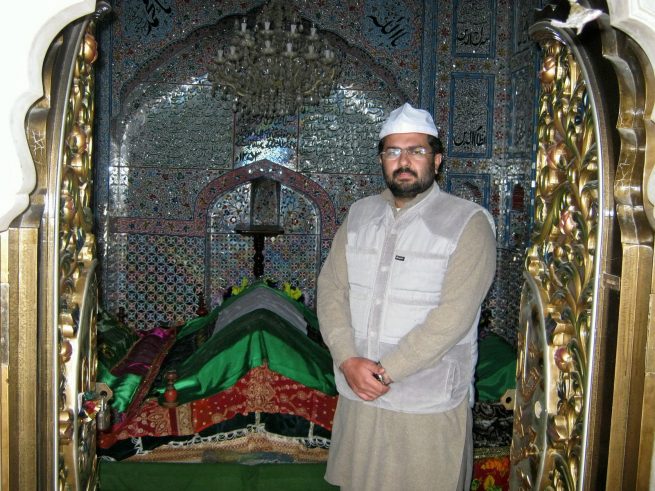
208, 0, 341, 118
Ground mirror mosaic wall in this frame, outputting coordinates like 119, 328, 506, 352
94, 0, 542, 348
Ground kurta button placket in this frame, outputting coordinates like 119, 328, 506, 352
367, 214, 398, 361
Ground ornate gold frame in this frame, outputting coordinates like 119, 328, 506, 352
511, 12, 654, 491
0, 10, 104, 489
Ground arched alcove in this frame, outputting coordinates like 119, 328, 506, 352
204, 160, 336, 306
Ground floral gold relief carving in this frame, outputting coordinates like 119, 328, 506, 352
511, 38, 598, 491
57, 22, 100, 490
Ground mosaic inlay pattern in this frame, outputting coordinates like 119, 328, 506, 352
504, 175, 531, 249
207, 185, 251, 234
108, 167, 225, 219
207, 181, 321, 306
311, 173, 387, 223
300, 88, 399, 175
104, 234, 206, 328
485, 248, 523, 346
446, 173, 492, 210
207, 183, 319, 236
234, 113, 298, 169
208, 233, 320, 307
119, 80, 234, 170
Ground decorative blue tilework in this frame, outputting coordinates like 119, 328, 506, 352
445, 172, 492, 211
104, 233, 205, 330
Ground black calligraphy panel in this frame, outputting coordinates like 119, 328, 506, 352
508, 65, 537, 157
363, 0, 415, 51
448, 73, 494, 158
122, 0, 175, 42
452, 0, 496, 58
512, 0, 538, 55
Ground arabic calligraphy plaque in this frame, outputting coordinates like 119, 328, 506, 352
453, 0, 495, 58
363, 0, 414, 51
448, 73, 494, 158
508, 66, 536, 157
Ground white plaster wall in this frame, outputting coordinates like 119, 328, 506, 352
608, 0, 655, 124
0, 0, 95, 231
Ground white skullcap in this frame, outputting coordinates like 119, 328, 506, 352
379, 103, 439, 139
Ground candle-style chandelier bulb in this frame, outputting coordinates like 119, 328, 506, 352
208, 0, 341, 119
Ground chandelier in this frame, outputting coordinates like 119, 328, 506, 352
208, 0, 341, 118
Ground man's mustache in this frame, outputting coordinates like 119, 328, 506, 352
393, 167, 417, 178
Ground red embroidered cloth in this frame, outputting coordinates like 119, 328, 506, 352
100, 364, 337, 448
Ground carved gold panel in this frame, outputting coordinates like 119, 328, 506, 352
510, 35, 602, 490
50, 20, 101, 491
510, 8, 655, 488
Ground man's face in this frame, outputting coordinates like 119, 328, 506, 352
379, 132, 442, 204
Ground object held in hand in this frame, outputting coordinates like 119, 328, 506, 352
373, 372, 389, 385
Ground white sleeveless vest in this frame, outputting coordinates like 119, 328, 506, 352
336, 184, 494, 413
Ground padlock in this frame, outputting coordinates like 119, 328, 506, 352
96, 394, 111, 432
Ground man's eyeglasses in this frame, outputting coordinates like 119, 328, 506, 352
379, 146, 433, 161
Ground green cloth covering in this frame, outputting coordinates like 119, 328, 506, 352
97, 309, 138, 369
98, 361, 144, 414
98, 461, 338, 491
98, 282, 332, 411
474, 333, 517, 401
154, 308, 336, 405
176, 305, 220, 339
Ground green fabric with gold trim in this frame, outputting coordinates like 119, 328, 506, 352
152, 307, 335, 405
98, 282, 332, 412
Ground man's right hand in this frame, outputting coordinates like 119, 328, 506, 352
339, 357, 390, 401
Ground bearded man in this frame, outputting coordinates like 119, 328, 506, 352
317, 103, 497, 491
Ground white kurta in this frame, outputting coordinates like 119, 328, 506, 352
317, 186, 497, 491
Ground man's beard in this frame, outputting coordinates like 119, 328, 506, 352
384, 167, 434, 199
